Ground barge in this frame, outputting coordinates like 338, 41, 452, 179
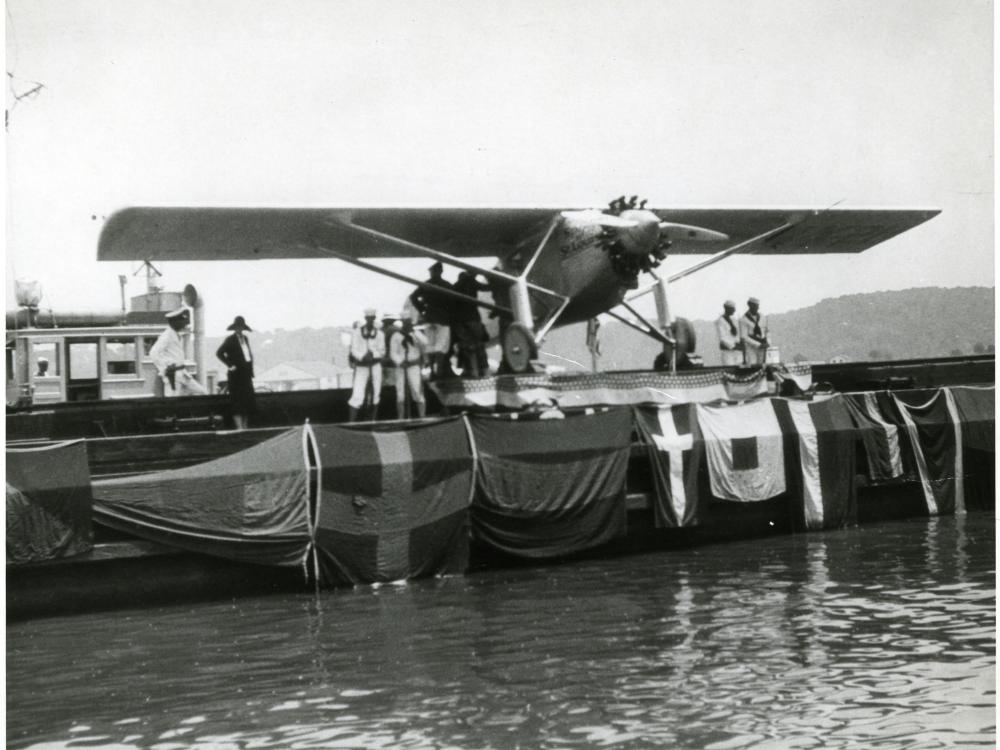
7, 359, 994, 621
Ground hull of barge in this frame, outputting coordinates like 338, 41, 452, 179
6, 356, 995, 620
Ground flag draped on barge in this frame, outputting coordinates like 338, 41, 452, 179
7, 440, 93, 564
92, 427, 312, 568
634, 395, 859, 531
308, 418, 473, 586
468, 408, 632, 558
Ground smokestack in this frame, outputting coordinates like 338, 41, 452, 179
183, 284, 207, 390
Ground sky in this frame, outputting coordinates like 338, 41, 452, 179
4, 0, 994, 338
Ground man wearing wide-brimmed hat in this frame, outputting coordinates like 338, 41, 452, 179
348, 307, 386, 421
739, 296, 768, 366
216, 315, 256, 429
150, 307, 207, 396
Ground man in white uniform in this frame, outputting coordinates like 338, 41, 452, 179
348, 308, 386, 421
149, 307, 207, 396
715, 300, 743, 367
389, 314, 428, 419
739, 296, 768, 366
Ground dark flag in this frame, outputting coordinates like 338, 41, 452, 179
772, 395, 858, 530
93, 428, 311, 567
7, 440, 93, 564
892, 390, 965, 515
309, 418, 473, 586
634, 403, 702, 528
469, 408, 630, 558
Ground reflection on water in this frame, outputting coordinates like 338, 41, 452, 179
7, 514, 995, 749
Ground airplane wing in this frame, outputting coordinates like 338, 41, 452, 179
652, 207, 940, 255
98, 207, 558, 261
97, 206, 940, 262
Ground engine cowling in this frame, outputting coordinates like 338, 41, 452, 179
598, 197, 671, 285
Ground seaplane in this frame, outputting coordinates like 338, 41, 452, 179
97, 198, 939, 372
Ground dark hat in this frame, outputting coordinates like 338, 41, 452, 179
227, 315, 252, 331
429, 261, 444, 273
724, 299, 736, 309
165, 307, 189, 320
747, 296, 760, 306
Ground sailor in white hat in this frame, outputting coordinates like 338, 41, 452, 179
716, 299, 742, 367
388, 311, 428, 419
149, 307, 207, 396
347, 307, 386, 421
739, 296, 768, 366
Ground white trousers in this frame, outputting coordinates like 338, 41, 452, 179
720, 349, 743, 367
349, 364, 382, 409
164, 369, 207, 397
395, 364, 425, 404
743, 345, 766, 366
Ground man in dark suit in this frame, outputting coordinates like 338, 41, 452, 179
216, 315, 255, 429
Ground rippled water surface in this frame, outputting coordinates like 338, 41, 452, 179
7, 514, 995, 749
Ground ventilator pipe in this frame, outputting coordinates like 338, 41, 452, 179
5, 309, 123, 329
192, 297, 207, 389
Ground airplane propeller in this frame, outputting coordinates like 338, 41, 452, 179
599, 196, 729, 286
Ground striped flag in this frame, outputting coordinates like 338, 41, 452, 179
772, 395, 858, 530
844, 392, 905, 481
634, 404, 702, 527
892, 389, 965, 515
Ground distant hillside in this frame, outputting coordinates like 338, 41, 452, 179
206, 287, 994, 376
544, 286, 994, 369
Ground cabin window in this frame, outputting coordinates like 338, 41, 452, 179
68, 342, 99, 380
142, 337, 159, 357
105, 338, 138, 376
31, 341, 61, 376
6, 347, 14, 383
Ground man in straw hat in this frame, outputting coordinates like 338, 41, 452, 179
150, 307, 207, 396
348, 307, 386, 421
216, 315, 256, 429
715, 300, 743, 367
739, 296, 769, 366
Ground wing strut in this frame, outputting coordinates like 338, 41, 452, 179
627, 217, 801, 302
325, 216, 571, 348
311, 243, 514, 317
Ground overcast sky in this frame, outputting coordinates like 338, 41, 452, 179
4, 0, 994, 338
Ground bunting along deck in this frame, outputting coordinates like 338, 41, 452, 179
429, 365, 813, 410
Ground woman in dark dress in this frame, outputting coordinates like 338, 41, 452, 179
216, 315, 255, 429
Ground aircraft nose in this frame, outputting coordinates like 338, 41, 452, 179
618, 211, 662, 256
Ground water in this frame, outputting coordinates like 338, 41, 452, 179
7, 514, 995, 749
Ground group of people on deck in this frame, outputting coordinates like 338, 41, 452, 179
715, 297, 769, 366
347, 262, 494, 421
146, 270, 769, 429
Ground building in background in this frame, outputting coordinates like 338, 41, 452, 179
255, 360, 352, 392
